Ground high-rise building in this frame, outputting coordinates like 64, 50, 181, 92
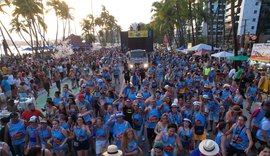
256, 0, 270, 43
225, 0, 270, 47
201, 1, 227, 47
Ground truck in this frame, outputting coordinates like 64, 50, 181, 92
126, 49, 149, 69
120, 29, 153, 69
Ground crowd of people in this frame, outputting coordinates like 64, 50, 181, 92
0, 48, 270, 156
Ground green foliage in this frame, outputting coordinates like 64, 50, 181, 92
94, 6, 121, 46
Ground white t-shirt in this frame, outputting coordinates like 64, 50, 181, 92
228, 69, 236, 79
8, 74, 15, 85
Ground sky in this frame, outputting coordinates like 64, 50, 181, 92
0, 0, 158, 42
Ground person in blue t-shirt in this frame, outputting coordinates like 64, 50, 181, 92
1, 75, 11, 98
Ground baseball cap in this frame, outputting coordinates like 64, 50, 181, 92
115, 112, 124, 118
193, 101, 201, 106
10, 112, 18, 118
77, 94, 84, 99
29, 116, 37, 122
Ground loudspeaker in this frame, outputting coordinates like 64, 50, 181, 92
120, 32, 128, 53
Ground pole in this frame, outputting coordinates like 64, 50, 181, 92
242, 19, 248, 49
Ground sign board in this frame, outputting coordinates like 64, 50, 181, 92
250, 43, 270, 62
128, 31, 148, 38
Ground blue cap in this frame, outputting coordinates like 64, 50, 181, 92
87, 81, 94, 86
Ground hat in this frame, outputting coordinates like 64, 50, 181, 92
10, 112, 18, 118
77, 94, 84, 99
262, 100, 270, 107
204, 84, 211, 89
29, 116, 37, 122
103, 145, 122, 156
136, 93, 143, 98
115, 112, 124, 118
68, 94, 75, 99
171, 103, 178, 107
40, 118, 47, 123
232, 105, 242, 113
199, 139, 219, 156
223, 84, 230, 88
203, 95, 210, 99
193, 101, 201, 106
153, 142, 164, 150
211, 67, 215, 71
164, 85, 170, 90
183, 118, 192, 123
87, 81, 94, 86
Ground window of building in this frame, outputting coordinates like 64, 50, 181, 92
251, 26, 255, 29
254, 10, 257, 14
255, 2, 259, 5
253, 18, 256, 22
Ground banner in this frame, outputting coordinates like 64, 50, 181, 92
250, 43, 270, 62
128, 30, 148, 38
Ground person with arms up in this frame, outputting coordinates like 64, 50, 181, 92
226, 115, 253, 156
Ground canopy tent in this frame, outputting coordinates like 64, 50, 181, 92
193, 49, 211, 56
71, 45, 80, 49
22, 46, 53, 51
176, 45, 186, 51
211, 51, 234, 58
186, 43, 219, 51
227, 55, 249, 61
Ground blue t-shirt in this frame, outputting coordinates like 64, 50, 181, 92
1, 79, 11, 92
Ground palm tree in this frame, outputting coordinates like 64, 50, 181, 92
59, 1, 73, 41
47, 0, 61, 45
12, 0, 46, 53
81, 14, 95, 44
0, 0, 21, 56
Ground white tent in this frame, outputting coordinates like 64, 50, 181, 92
186, 43, 219, 51
211, 51, 234, 58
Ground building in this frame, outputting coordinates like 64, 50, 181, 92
201, 1, 226, 48
256, 0, 270, 43
225, 0, 270, 48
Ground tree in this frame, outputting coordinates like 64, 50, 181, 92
0, 0, 21, 56
12, 0, 47, 53
58, 1, 73, 41
94, 6, 120, 46
47, 0, 62, 45
81, 14, 95, 44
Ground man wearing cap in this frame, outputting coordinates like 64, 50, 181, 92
220, 84, 232, 111
25, 116, 40, 150
22, 103, 44, 126
122, 82, 132, 97
132, 102, 144, 141
142, 85, 152, 100
145, 98, 161, 151
76, 94, 91, 111
193, 101, 207, 146
5, 112, 26, 156
106, 112, 131, 148
168, 101, 182, 127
